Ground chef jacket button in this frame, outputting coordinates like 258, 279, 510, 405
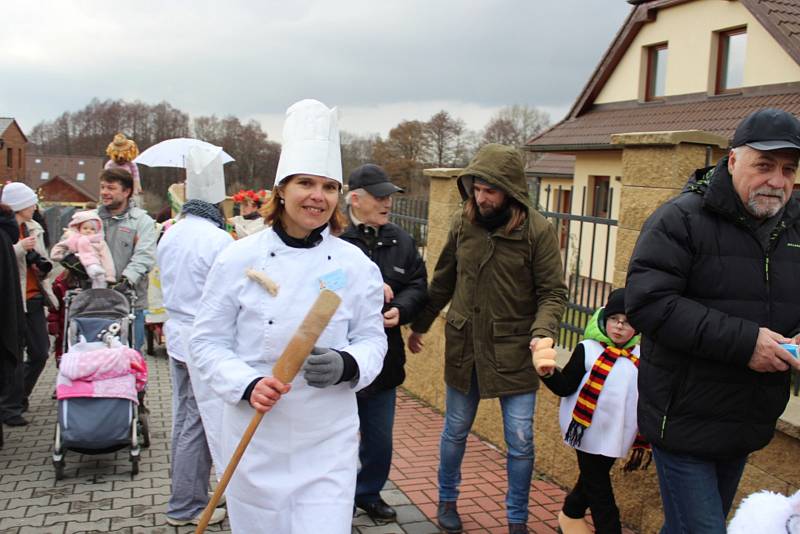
270, 252, 276, 257
268, 320, 274, 325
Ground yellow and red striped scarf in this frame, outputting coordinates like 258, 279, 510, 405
565, 344, 651, 471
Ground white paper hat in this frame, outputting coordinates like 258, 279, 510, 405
275, 99, 342, 185
185, 146, 226, 204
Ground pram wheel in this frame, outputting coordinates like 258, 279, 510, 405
53, 459, 65, 480
130, 455, 139, 476
138, 408, 150, 449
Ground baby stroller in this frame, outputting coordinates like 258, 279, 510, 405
52, 287, 150, 480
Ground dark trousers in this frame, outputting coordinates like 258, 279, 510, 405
563, 450, 621, 534
0, 351, 23, 422
23, 297, 50, 406
355, 387, 397, 504
0, 297, 49, 419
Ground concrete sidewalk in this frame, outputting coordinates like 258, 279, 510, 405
0, 349, 607, 533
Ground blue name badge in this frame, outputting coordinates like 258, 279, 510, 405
319, 269, 346, 292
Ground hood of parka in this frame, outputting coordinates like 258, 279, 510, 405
457, 144, 532, 210
583, 307, 640, 350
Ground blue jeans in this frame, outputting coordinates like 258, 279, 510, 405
653, 446, 747, 534
355, 387, 397, 504
134, 309, 145, 354
439, 370, 535, 524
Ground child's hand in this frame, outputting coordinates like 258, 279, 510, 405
532, 337, 557, 377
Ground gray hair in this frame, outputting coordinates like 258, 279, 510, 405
731, 146, 745, 159
345, 188, 367, 206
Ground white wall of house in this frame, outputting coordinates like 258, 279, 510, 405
568, 151, 622, 286
595, 0, 800, 104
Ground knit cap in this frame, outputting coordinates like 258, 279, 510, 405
68, 210, 103, 234
1, 182, 37, 212
601, 288, 626, 321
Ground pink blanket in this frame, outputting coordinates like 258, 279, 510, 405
56, 342, 147, 403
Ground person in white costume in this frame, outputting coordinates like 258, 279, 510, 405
158, 145, 232, 527
191, 99, 387, 534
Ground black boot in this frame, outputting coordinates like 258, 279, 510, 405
437, 501, 463, 533
509, 522, 529, 533
356, 498, 397, 523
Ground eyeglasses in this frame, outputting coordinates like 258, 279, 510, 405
607, 316, 631, 328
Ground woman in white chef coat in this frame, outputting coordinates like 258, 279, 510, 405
190, 100, 387, 534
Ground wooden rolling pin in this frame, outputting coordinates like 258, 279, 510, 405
195, 289, 342, 533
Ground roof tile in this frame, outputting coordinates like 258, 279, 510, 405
528, 89, 800, 149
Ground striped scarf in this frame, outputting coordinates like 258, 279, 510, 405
565, 344, 651, 471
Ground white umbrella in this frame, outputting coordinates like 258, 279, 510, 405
134, 138, 234, 168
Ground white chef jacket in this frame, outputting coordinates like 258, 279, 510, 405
156, 213, 233, 477
191, 225, 387, 533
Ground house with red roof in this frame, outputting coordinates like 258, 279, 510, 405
525, 0, 800, 283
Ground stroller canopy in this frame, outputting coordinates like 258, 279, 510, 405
69, 288, 131, 319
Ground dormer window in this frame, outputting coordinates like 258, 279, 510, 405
716, 27, 746, 94
645, 43, 668, 101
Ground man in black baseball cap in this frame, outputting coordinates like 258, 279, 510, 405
348, 164, 404, 197
625, 107, 800, 534
728, 108, 800, 220
731, 107, 800, 152
341, 164, 427, 523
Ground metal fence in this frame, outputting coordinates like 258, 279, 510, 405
537, 184, 618, 351
391, 196, 429, 254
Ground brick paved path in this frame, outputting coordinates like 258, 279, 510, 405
0, 349, 627, 533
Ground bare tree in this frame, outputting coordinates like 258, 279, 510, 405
482, 104, 550, 147
340, 131, 378, 181
192, 115, 280, 191
426, 110, 464, 167
371, 120, 432, 195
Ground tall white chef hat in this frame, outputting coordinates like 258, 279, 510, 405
185, 145, 227, 204
275, 99, 342, 186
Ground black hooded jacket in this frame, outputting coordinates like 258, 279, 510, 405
0, 209, 24, 364
340, 221, 428, 394
626, 157, 799, 459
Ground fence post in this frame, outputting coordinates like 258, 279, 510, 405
422, 168, 464, 269
610, 131, 728, 288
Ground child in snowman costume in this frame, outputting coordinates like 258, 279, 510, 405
728, 488, 800, 533
533, 288, 648, 534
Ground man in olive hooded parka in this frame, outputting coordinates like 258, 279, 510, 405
409, 144, 567, 533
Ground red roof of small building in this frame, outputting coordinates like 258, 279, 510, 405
24, 154, 104, 202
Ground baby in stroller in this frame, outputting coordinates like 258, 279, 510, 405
51, 210, 116, 289
52, 287, 149, 479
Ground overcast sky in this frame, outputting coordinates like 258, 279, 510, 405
2, 1, 632, 141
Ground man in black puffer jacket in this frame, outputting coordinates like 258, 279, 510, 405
626, 108, 800, 534
341, 164, 428, 523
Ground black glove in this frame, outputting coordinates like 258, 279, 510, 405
61, 253, 88, 279
112, 277, 132, 293
302, 347, 344, 388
